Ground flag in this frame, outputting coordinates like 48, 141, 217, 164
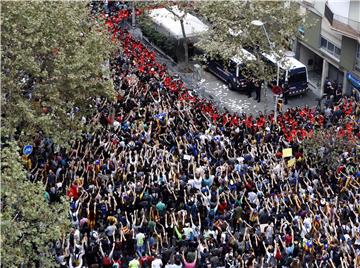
154, 112, 167, 121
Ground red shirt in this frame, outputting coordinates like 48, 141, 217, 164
140, 256, 154, 266
218, 201, 228, 214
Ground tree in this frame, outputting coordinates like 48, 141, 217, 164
1, 1, 116, 145
164, 1, 193, 66
0, 142, 70, 267
300, 127, 357, 171
195, 0, 305, 105
138, 1, 194, 66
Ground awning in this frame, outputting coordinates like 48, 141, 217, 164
148, 6, 209, 39
347, 72, 360, 90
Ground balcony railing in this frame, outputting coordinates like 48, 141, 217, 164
324, 3, 360, 39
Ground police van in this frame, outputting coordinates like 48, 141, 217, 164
262, 52, 309, 96
206, 48, 256, 91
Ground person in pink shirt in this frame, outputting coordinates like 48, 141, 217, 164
182, 250, 197, 268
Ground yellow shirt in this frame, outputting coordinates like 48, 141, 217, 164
129, 259, 140, 268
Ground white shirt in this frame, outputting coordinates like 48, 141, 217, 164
301, 217, 312, 238
151, 258, 163, 268
183, 227, 193, 239
248, 192, 258, 204
193, 176, 202, 190
105, 225, 117, 237
165, 265, 182, 268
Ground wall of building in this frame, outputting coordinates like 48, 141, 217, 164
321, 18, 343, 47
303, 10, 322, 49
340, 36, 357, 70
299, 45, 315, 71
348, 0, 360, 22
328, 63, 344, 83
313, 0, 326, 15
299, 0, 360, 96
328, 0, 350, 24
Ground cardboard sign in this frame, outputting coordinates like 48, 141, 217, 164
183, 155, 191, 160
282, 148, 293, 158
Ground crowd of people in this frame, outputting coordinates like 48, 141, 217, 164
25, 4, 360, 268
323, 79, 344, 103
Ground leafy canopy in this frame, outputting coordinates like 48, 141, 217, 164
195, 0, 305, 81
0, 142, 70, 267
1, 1, 115, 145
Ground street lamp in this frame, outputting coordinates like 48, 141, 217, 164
251, 20, 280, 87
132, 1, 136, 27
251, 19, 280, 121
250, 20, 264, 27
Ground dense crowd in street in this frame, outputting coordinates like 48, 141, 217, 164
25, 5, 360, 268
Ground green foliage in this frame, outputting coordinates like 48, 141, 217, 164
1, 1, 116, 145
137, 1, 193, 64
0, 142, 70, 267
194, 0, 305, 82
138, 16, 177, 60
300, 128, 356, 170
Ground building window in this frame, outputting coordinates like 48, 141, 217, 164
321, 37, 327, 48
356, 44, 360, 70
335, 47, 341, 57
320, 36, 341, 59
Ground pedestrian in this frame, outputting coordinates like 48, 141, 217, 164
247, 78, 253, 98
335, 83, 342, 103
254, 80, 261, 103
283, 82, 289, 105
323, 77, 329, 92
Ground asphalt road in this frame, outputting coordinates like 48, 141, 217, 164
191, 69, 320, 115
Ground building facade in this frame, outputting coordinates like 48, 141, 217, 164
295, 0, 360, 96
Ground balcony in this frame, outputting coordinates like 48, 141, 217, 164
325, 3, 360, 41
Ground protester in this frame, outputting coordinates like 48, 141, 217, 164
26, 4, 360, 268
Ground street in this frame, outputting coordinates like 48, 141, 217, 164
195, 69, 320, 115
142, 33, 320, 115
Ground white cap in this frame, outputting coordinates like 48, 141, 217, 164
237, 157, 244, 163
